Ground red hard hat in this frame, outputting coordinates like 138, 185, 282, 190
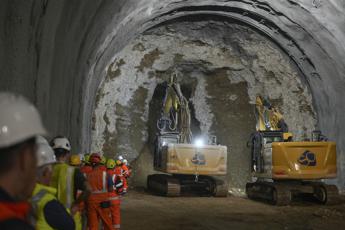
90, 153, 101, 164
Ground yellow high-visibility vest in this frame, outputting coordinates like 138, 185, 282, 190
51, 163, 75, 210
30, 183, 57, 230
51, 163, 82, 230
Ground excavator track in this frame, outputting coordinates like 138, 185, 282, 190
247, 181, 340, 205
213, 179, 228, 197
313, 183, 339, 205
246, 182, 291, 206
148, 174, 228, 197
147, 174, 181, 197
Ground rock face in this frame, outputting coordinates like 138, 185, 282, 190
92, 21, 316, 192
0, 0, 344, 191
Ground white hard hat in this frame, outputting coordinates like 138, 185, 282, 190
122, 159, 128, 165
36, 136, 56, 167
50, 137, 71, 151
0, 92, 47, 148
118, 155, 124, 161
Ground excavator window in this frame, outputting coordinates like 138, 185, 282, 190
261, 131, 284, 144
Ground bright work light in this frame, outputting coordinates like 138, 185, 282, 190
194, 138, 204, 148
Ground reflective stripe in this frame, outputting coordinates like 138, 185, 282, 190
114, 224, 120, 228
31, 184, 58, 229
108, 196, 119, 201
102, 171, 107, 192
115, 182, 123, 188
31, 189, 47, 217
112, 175, 116, 190
66, 166, 74, 209
91, 190, 108, 194
31, 189, 47, 204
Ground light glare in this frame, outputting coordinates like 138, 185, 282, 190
194, 138, 204, 147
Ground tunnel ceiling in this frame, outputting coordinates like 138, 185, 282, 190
0, 0, 344, 190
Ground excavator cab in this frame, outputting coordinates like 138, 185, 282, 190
154, 132, 179, 168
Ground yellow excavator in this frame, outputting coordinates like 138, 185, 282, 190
246, 96, 338, 205
147, 74, 228, 197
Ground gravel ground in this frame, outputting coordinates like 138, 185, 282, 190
121, 189, 345, 230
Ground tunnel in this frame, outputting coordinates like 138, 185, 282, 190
1, 0, 345, 198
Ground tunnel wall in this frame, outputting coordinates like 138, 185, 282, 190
92, 21, 317, 192
0, 0, 344, 191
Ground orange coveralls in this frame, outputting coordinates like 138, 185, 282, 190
80, 165, 92, 174
107, 169, 121, 230
115, 164, 130, 193
85, 166, 113, 230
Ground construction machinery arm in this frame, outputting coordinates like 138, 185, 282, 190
157, 74, 192, 143
255, 96, 288, 132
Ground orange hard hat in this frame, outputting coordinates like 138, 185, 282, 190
90, 153, 101, 164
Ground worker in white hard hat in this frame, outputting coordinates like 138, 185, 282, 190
115, 157, 131, 195
50, 136, 90, 230
0, 92, 46, 229
30, 136, 75, 230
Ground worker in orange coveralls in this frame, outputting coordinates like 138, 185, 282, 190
80, 154, 92, 175
115, 160, 128, 195
84, 153, 113, 230
106, 159, 122, 230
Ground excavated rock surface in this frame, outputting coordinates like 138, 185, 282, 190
92, 21, 316, 192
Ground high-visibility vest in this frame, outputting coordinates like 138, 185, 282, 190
30, 183, 59, 230
50, 163, 75, 210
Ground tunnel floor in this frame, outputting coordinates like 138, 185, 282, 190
121, 190, 345, 230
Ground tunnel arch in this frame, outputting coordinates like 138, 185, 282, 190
1, 0, 343, 190
88, 12, 323, 192
77, 1, 344, 190
83, 3, 326, 152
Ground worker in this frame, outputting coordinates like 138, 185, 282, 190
106, 159, 116, 174
115, 159, 128, 195
84, 153, 113, 230
81, 153, 93, 174
122, 159, 132, 178
100, 154, 107, 171
118, 156, 131, 191
50, 136, 90, 230
78, 153, 92, 230
0, 92, 46, 229
70, 154, 82, 167
69, 154, 84, 230
31, 136, 75, 230
106, 159, 121, 230
82, 153, 90, 165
